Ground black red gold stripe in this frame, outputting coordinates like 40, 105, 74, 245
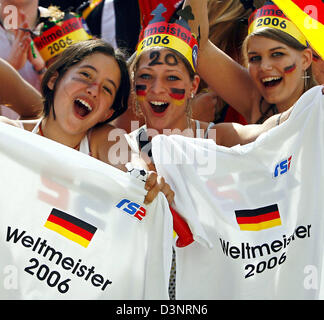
44, 208, 97, 247
235, 204, 281, 231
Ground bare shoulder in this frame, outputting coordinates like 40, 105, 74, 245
90, 123, 130, 171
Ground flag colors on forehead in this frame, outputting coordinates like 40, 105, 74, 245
235, 204, 281, 231
44, 208, 97, 248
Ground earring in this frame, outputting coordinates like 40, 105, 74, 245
190, 92, 195, 99
302, 70, 310, 90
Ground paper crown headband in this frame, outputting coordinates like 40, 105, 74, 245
33, 7, 92, 63
136, 4, 199, 72
248, 1, 308, 47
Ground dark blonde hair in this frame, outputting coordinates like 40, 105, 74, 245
204, 0, 266, 122
41, 39, 130, 124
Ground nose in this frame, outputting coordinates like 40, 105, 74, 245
260, 58, 273, 72
86, 82, 99, 97
150, 76, 166, 95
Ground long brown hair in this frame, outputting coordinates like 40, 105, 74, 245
41, 39, 130, 124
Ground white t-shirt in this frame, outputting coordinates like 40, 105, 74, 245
153, 86, 324, 299
0, 122, 173, 299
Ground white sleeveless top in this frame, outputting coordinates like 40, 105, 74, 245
19, 118, 91, 155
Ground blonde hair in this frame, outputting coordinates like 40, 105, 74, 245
204, 0, 266, 121
208, 0, 247, 64
207, 0, 265, 63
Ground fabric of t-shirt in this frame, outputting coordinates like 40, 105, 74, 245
152, 86, 324, 299
0, 122, 173, 299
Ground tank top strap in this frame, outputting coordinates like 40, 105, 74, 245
195, 120, 215, 139
205, 122, 215, 139
31, 118, 43, 133
79, 131, 91, 156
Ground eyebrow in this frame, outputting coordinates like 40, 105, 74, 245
138, 66, 182, 73
79, 64, 118, 89
248, 46, 287, 55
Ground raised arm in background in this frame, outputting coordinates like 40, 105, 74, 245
183, 0, 259, 123
0, 58, 42, 119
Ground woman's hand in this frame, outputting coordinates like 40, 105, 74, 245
144, 171, 175, 205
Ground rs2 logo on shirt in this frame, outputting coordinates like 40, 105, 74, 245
274, 156, 292, 178
116, 199, 146, 221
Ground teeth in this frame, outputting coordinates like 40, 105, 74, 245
150, 101, 167, 106
262, 77, 282, 83
76, 98, 92, 111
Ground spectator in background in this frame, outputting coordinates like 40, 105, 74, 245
0, 0, 47, 118
81, 0, 183, 58
192, 0, 266, 125
32, 6, 92, 67
81, 0, 140, 57
39, 0, 83, 11
0, 0, 47, 88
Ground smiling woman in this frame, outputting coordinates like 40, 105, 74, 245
125, 3, 294, 175
41, 52, 121, 147
132, 47, 199, 134
184, 0, 317, 124
242, 23, 316, 123
0, 39, 175, 205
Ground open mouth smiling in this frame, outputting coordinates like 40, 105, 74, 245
149, 101, 169, 113
74, 98, 93, 118
261, 76, 283, 88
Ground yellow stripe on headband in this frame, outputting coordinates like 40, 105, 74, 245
82, 0, 102, 20
39, 28, 92, 62
248, 15, 308, 46
136, 33, 197, 71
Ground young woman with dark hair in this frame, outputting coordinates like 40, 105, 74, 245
1, 38, 174, 204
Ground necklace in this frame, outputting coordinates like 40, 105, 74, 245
38, 122, 80, 151
256, 97, 278, 124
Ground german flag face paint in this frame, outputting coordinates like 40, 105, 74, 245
135, 84, 147, 102
169, 88, 186, 106
284, 63, 297, 74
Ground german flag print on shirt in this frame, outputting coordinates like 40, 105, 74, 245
44, 208, 97, 248
235, 204, 281, 231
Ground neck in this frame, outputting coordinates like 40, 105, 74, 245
39, 117, 84, 150
145, 118, 195, 138
277, 83, 305, 112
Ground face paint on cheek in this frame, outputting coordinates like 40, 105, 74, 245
136, 84, 147, 102
284, 63, 297, 74
169, 88, 186, 106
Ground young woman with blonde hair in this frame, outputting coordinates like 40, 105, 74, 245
184, 0, 316, 124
